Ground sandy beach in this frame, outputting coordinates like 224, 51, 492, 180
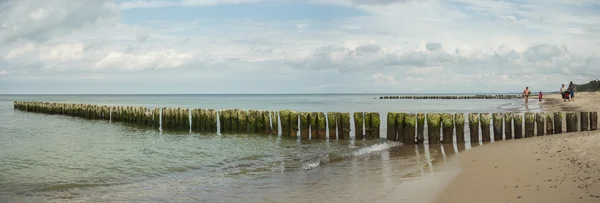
432, 92, 600, 203
541, 92, 600, 112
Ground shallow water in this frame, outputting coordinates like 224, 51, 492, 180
0, 94, 541, 202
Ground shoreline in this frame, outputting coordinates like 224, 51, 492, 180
428, 92, 600, 203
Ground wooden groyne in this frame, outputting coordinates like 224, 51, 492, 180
13, 101, 599, 143
379, 95, 520, 99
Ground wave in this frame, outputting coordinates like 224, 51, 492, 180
301, 141, 400, 170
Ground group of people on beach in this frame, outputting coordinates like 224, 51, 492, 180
521, 81, 576, 105
560, 81, 577, 102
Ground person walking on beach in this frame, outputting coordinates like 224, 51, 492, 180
568, 82, 576, 101
538, 91, 543, 102
522, 87, 530, 105
560, 84, 567, 102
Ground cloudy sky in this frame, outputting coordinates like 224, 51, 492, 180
0, 0, 598, 94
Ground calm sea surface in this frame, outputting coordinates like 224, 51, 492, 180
0, 94, 541, 202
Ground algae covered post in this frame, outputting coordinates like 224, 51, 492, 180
480, 113, 491, 142
300, 112, 310, 139
270, 111, 278, 135
426, 113, 441, 144
454, 113, 465, 143
238, 110, 248, 133
492, 113, 502, 141
553, 112, 562, 134
468, 113, 479, 143
404, 114, 416, 144
416, 113, 425, 144
524, 112, 535, 137
395, 113, 406, 143
441, 113, 453, 144
317, 112, 326, 138
355, 112, 365, 140
279, 110, 291, 136
386, 112, 396, 141
309, 112, 318, 139
327, 112, 337, 139
504, 113, 513, 140
566, 112, 578, 132
535, 113, 545, 136
338, 112, 351, 139
290, 111, 299, 137
369, 112, 380, 140
513, 114, 523, 139
591, 112, 598, 131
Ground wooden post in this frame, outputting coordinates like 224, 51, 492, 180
300, 112, 310, 139
591, 112, 598, 131
280, 110, 291, 136
416, 113, 425, 144
454, 113, 465, 143
219, 110, 227, 133
385, 112, 396, 141
553, 112, 562, 134
317, 112, 326, 138
309, 112, 318, 139
580, 112, 589, 131
355, 112, 365, 140
513, 114, 523, 139
566, 112, 578, 132
524, 112, 535, 137
441, 113, 453, 144
200, 109, 208, 132
368, 112, 379, 140
271, 111, 279, 135
480, 113, 491, 142
427, 113, 441, 144
230, 109, 239, 133
208, 109, 217, 132
153, 107, 160, 128
492, 113, 502, 141
468, 113, 479, 143
545, 113, 553, 135
238, 110, 248, 133
404, 114, 416, 144
396, 113, 406, 142
327, 112, 337, 139
535, 113, 545, 136
290, 111, 299, 137
263, 111, 271, 134
248, 110, 257, 133
256, 110, 265, 134
364, 112, 372, 139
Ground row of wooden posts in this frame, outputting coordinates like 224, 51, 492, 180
13, 101, 598, 144
379, 95, 521, 99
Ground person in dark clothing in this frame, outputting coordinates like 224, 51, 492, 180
568, 81, 576, 101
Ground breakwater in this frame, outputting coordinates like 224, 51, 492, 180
13, 101, 598, 143
379, 95, 521, 99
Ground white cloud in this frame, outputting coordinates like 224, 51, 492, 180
0, 70, 7, 76
371, 73, 397, 85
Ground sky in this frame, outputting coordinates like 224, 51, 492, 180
0, 0, 599, 94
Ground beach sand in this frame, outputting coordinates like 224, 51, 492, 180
431, 92, 600, 203
541, 92, 600, 112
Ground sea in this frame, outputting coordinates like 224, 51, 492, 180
0, 94, 542, 203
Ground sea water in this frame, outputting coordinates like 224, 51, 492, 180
0, 94, 541, 202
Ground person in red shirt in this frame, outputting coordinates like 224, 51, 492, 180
538, 91, 543, 102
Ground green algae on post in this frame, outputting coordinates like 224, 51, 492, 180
480, 113, 491, 142
535, 113, 545, 136
416, 113, 425, 144
354, 112, 365, 140
454, 113, 465, 143
208, 109, 217, 132
256, 110, 265, 134
396, 113, 406, 142
299, 112, 310, 139
404, 114, 416, 144
317, 112, 326, 138
566, 112, 578, 132
503, 113, 513, 140
337, 112, 351, 139
262, 111, 271, 134
441, 113, 453, 144
279, 110, 291, 136
327, 112, 337, 139
369, 112, 380, 140
309, 112, 318, 139
468, 113, 479, 143
513, 114, 523, 139
290, 111, 299, 137
524, 112, 535, 137
271, 111, 279, 135
230, 109, 239, 133
364, 112, 372, 139
248, 110, 258, 133
426, 113, 441, 144
238, 110, 248, 133
553, 112, 562, 134
492, 113, 503, 141
386, 113, 396, 141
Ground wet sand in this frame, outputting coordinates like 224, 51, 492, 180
540, 92, 600, 112
432, 131, 600, 203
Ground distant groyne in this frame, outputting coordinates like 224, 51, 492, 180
13, 101, 598, 144
379, 94, 522, 99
